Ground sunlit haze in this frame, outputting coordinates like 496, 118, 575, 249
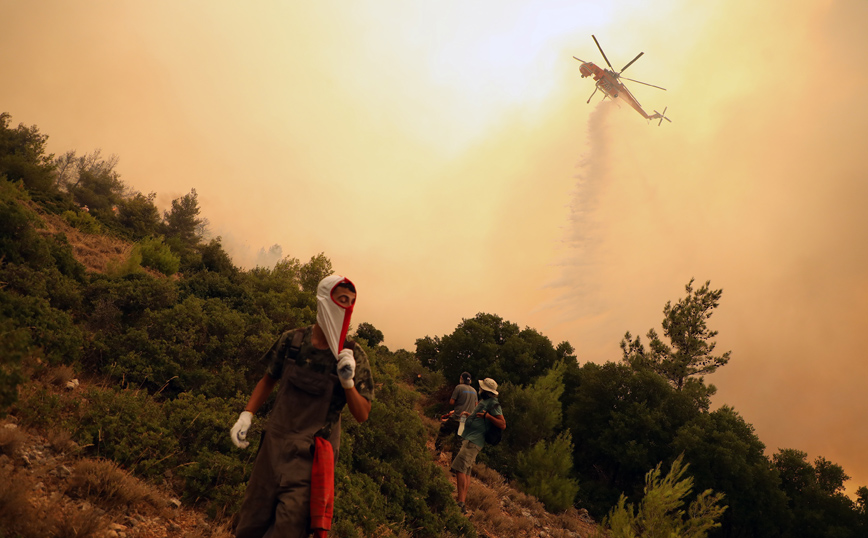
3, 0, 867, 494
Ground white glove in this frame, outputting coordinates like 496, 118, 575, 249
230, 411, 253, 449
337, 348, 356, 389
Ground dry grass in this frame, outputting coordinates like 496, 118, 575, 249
504, 484, 546, 515
66, 459, 170, 515
33, 205, 134, 274
46, 426, 79, 454
44, 363, 77, 387
0, 466, 35, 528
181, 521, 235, 538
457, 461, 599, 538
51, 506, 108, 538
556, 507, 594, 533
471, 463, 506, 488
0, 424, 27, 456
0, 465, 106, 538
466, 482, 534, 537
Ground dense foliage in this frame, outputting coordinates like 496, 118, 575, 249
0, 113, 471, 536
594, 455, 727, 538
3, 112, 867, 537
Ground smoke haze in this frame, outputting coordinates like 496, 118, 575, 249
2, 0, 866, 492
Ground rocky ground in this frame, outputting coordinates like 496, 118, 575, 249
425, 422, 599, 538
1, 411, 599, 538
0, 419, 231, 538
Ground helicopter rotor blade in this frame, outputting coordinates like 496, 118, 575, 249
620, 76, 667, 91
619, 52, 644, 74
572, 56, 587, 63
591, 35, 613, 70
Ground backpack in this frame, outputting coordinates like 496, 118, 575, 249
484, 420, 503, 446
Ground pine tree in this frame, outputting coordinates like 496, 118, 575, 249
622, 279, 731, 390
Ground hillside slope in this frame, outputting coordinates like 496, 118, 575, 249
2, 377, 598, 538
423, 420, 598, 538
2, 195, 600, 537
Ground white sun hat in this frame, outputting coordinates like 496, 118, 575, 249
479, 378, 499, 396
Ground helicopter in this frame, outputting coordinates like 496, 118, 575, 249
573, 35, 671, 125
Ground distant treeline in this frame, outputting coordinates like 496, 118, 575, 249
2, 112, 867, 537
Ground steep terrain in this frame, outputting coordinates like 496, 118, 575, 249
424, 427, 598, 538
2, 374, 598, 538
0, 200, 601, 538
27, 201, 135, 274
0, 414, 232, 538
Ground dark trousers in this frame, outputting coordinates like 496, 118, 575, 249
434, 418, 461, 454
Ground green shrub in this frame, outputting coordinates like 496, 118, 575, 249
515, 431, 580, 513
0, 289, 84, 366
74, 387, 179, 479
0, 321, 29, 414
105, 247, 143, 277
85, 273, 178, 320
136, 236, 180, 276
0, 263, 83, 313
162, 393, 253, 516
12, 385, 80, 431
595, 455, 726, 538
0, 179, 53, 267
61, 209, 101, 234
48, 232, 87, 282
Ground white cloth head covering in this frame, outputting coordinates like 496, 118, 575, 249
316, 274, 355, 359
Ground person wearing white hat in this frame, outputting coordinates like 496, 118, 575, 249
450, 377, 506, 514
229, 275, 374, 538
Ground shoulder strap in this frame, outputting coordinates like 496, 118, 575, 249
286, 329, 355, 363
287, 329, 305, 360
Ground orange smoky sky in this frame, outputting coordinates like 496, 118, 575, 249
3, 0, 867, 493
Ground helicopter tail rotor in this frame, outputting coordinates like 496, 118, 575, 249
653, 107, 672, 126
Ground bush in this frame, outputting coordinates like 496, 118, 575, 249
0, 179, 53, 267
162, 392, 253, 516
62, 209, 101, 234
595, 455, 726, 538
137, 236, 180, 276
0, 465, 56, 537
105, 247, 144, 277
0, 321, 29, 413
0, 289, 84, 366
74, 387, 179, 479
82, 272, 178, 331
515, 431, 580, 513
